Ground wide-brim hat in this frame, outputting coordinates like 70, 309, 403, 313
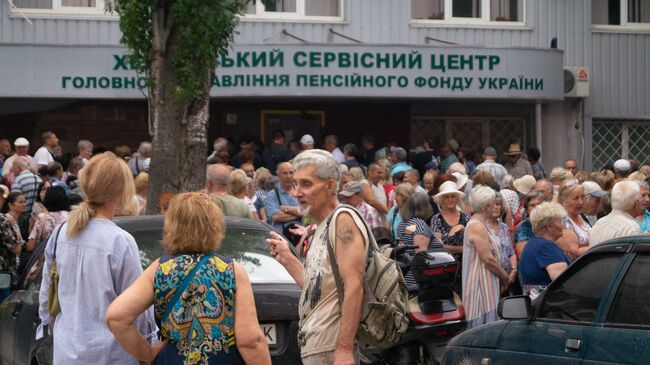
451, 172, 468, 189
434, 181, 465, 204
504, 143, 522, 155
513, 175, 536, 195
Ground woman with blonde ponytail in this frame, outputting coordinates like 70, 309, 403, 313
38, 153, 157, 364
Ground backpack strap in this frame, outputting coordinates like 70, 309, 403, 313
162, 253, 215, 321
324, 204, 377, 306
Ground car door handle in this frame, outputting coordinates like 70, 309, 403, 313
565, 338, 582, 352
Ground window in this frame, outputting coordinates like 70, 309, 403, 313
538, 253, 621, 323
592, 0, 650, 27
11, 0, 105, 14
245, 0, 341, 19
411, 0, 524, 23
606, 254, 650, 327
592, 121, 650, 171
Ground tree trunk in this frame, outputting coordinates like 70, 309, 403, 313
145, 9, 210, 214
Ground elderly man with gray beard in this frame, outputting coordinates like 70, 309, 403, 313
266, 149, 368, 365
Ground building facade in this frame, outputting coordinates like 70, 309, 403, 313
0, 0, 648, 171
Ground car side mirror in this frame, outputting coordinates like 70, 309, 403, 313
498, 295, 532, 320
0, 272, 12, 290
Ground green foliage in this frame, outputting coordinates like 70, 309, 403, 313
115, 0, 255, 102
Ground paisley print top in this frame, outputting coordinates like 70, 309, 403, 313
153, 253, 241, 365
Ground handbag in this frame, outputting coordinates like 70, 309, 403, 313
47, 225, 64, 318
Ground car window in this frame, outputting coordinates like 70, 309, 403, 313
606, 253, 650, 327
538, 253, 622, 323
132, 226, 294, 284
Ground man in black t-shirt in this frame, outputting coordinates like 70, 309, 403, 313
263, 129, 291, 172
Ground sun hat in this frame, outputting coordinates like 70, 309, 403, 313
513, 175, 536, 195
14, 137, 29, 147
433, 181, 465, 205
451, 172, 468, 189
446, 139, 459, 153
339, 181, 363, 197
583, 181, 606, 198
504, 143, 522, 156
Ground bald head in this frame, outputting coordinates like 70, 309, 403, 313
206, 163, 229, 189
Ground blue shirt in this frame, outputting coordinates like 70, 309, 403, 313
519, 236, 571, 286
515, 219, 534, 243
640, 210, 650, 232
264, 185, 300, 233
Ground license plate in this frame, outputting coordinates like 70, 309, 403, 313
260, 323, 277, 346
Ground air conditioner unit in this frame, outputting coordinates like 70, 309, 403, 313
564, 66, 590, 98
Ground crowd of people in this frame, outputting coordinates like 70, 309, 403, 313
0, 128, 648, 364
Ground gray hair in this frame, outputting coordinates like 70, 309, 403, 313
448, 162, 467, 175
264, 175, 279, 191
137, 141, 152, 155
14, 156, 30, 170
530, 202, 567, 235
470, 185, 497, 213
213, 137, 228, 152
400, 192, 433, 221
406, 168, 420, 182
611, 180, 641, 211
77, 139, 93, 152
501, 174, 515, 189
206, 163, 229, 187
292, 149, 341, 185
637, 180, 650, 190
524, 191, 547, 210
391, 147, 407, 162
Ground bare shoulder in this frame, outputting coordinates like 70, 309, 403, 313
335, 210, 363, 245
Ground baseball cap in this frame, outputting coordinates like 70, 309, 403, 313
14, 137, 29, 147
583, 181, 606, 198
300, 134, 314, 146
613, 159, 631, 171
339, 181, 363, 197
483, 146, 497, 157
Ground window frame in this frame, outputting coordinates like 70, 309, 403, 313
242, 0, 345, 23
603, 252, 650, 330
410, 0, 527, 28
592, 0, 650, 33
8, 0, 118, 19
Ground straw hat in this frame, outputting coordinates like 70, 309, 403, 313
513, 175, 536, 195
504, 143, 522, 156
434, 181, 465, 205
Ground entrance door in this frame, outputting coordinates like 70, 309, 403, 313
261, 110, 325, 146
410, 117, 527, 158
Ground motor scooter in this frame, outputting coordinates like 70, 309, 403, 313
360, 238, 466, 365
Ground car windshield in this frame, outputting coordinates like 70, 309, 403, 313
134, 226, 295, 284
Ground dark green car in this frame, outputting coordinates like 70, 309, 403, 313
443, 236, 650, 365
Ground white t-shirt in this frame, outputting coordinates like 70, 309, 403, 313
331, 148, 345, 163
34, 147, 54, 166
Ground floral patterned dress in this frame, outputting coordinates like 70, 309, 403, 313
153, 253, 242, 365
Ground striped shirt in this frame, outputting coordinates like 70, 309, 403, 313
11, 170, 42, 211
473, 160, 508, 187
396, 218, 443, 286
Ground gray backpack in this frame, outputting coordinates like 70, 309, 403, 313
325, 205, 409, 349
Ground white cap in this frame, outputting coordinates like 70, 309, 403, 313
14, 137, 29, 147
583, 181, 606, 198
613, 159, 631, 171
300, 134, 314, 146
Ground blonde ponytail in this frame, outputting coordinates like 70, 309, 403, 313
67, 201, 94, 237
65, 153, 136, 237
